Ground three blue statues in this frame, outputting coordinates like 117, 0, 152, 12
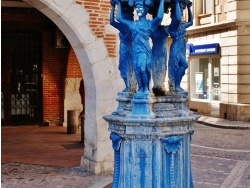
105, 1, 198, 187
110, 0, 193, 94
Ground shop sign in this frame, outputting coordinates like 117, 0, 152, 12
186, 43, 220, 56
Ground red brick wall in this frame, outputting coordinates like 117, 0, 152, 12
41, 35, 83, 126
77, 0, 117, 57
42, 30, 70, 125
66, 48, 82, 78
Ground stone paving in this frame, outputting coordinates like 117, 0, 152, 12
1, 123, 250, 188
191, 124, 250, 161
191, 155, 250, 188
2, 156, 249, 188
191, 124, 250, 188
1, 163, 111, 188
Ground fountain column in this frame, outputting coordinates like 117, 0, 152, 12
104, 92, 199, 187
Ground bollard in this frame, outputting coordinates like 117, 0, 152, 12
67, 110, 79, 134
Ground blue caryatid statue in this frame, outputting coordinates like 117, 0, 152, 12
151, 22, 169, 96
150, 3, 169, 96
168, 0, 193, 92
115, 0, 165, 94
110, 1, 137, 92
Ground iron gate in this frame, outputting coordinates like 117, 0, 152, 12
1, 33, 42, 124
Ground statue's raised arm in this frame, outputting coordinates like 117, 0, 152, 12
150, 0, 165, 29
110, 0, 137, 92
110, 1, 119, 29
183, 1, 193, 29
172, 0, 182, 23
115, 0, 133, 28
168, 0, 193, 92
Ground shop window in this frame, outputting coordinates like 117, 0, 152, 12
190, 57, 221, 101
190, 58, 209, 100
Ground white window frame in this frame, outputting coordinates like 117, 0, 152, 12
203, 0, 213, 14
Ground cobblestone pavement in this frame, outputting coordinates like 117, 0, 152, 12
191, 124, 250, 188
1, 123, 250, 188
1, 163, 111, 188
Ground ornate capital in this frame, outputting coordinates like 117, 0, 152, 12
110, 132, 122, 151
162, 136, 183, 153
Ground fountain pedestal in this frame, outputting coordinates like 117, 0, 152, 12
104, 92, 199, 188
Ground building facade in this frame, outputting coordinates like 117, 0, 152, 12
186, 0, 250, 121
1, 0, 250, 175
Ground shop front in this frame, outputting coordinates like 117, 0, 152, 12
187, 43, 221, 116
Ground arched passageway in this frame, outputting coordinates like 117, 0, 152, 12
4, 0, 120, 174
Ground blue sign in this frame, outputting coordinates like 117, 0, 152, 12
186, 43, 220, 56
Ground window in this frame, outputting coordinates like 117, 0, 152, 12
197, 0, 214, 25
190, 57, 221, 101
190, 58, 209, 100
203, 0, 213, 14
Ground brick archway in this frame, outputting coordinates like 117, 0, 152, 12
24, 0, 115, 174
